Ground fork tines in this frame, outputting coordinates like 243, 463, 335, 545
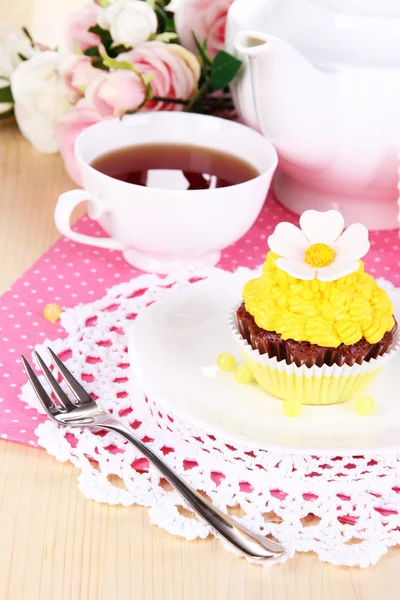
21, 348, 93, 415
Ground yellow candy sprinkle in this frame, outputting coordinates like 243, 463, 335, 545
355, 395, 376, 416
283, 399, 302, 417
304, 243, 335, 268
234, 364, 253, 384
216, 352, 236, 372
44, 303, 62, 323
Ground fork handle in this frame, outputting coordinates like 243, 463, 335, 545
99, 419, 284, 562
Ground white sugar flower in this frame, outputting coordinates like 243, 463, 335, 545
99, 0, 158, 48
268, 210, 370, 282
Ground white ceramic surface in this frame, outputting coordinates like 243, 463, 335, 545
226, 0, 400, 230
54, 112, 278, 274
129, 270, 400, 455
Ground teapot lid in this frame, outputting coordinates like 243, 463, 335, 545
315, 0, 400, 17
229, 0, 400, 67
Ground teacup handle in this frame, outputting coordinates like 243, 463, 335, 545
55, 190, 124, 250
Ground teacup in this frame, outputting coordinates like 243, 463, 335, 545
55, 112, 278, 274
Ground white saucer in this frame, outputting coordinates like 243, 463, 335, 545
128, 270, 400, 455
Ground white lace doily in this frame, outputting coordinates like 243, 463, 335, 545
19, 268, 400, 567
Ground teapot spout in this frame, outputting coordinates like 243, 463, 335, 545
235, 31, 335, 168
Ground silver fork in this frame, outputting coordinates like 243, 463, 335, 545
21, 348, 285, 563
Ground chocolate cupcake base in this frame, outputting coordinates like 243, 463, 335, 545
236, 303, 397, 368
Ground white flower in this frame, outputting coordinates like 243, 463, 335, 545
0, 29, 38, 79
11, 51, 73, 153
268, 210, 370, 282
99, 0, 158, 48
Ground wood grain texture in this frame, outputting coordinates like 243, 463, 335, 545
2, 442, 400, 600
0, 122, 76, 293
1, 2, 400, 598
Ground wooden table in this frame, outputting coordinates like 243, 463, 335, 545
2, 4, 400, 599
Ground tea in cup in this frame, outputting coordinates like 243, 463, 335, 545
55, 112, 278, 274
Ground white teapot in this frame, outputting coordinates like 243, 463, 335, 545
226, 0, 400, 230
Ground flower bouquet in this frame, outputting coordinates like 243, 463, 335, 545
0, 0, 240, 183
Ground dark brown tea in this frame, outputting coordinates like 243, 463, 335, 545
90, 143, 260, 190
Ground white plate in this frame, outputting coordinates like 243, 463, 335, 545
128, 270, 400, 455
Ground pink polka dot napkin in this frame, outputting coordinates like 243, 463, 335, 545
0, 196, 399, 447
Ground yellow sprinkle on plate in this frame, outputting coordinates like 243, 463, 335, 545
216, 352, 236, 372
355, 395, 376, 416
234, 364, 253, 384
283, 399, 302, 417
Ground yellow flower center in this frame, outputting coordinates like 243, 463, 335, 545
304, 243, 335, 268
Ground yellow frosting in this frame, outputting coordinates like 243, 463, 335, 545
242, 251, 395, 348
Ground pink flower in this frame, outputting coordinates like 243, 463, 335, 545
121, 42, 200, 111
56, 99, 102, 184
65, 4, 101, 53
174, 0, 234, 58
59, 55, 100, 102
85, 70, 147, 117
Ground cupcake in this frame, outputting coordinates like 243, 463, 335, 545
230, 210, 399, 405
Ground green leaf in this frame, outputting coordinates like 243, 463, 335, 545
84, 46, 101, 57
0, 86, 13, 104
98, 0, 112, 6
22, 26, 33, 43
184, 79, 210, 113
102, 56, 138, 73
154, 4, 166, 33
89, 26, 129, 57
108, 43, 129, 58
153, 32, 178, 43
88, 25, 113, 50
91, 58, 109, 71
165, 15, 176, 33
0, 106, 14, 120
210, 51, 242, 91
88, 25, 107, 36
192, 33, 212, 66
142, 73, 154, 85
73, 43, 84, 55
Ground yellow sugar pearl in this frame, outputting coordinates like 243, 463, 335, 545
234, 364, 253, 384
283, 398, 302, 418
44, 303, 62, 323
355, 395, 376, 416
216, 352, 236, 372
